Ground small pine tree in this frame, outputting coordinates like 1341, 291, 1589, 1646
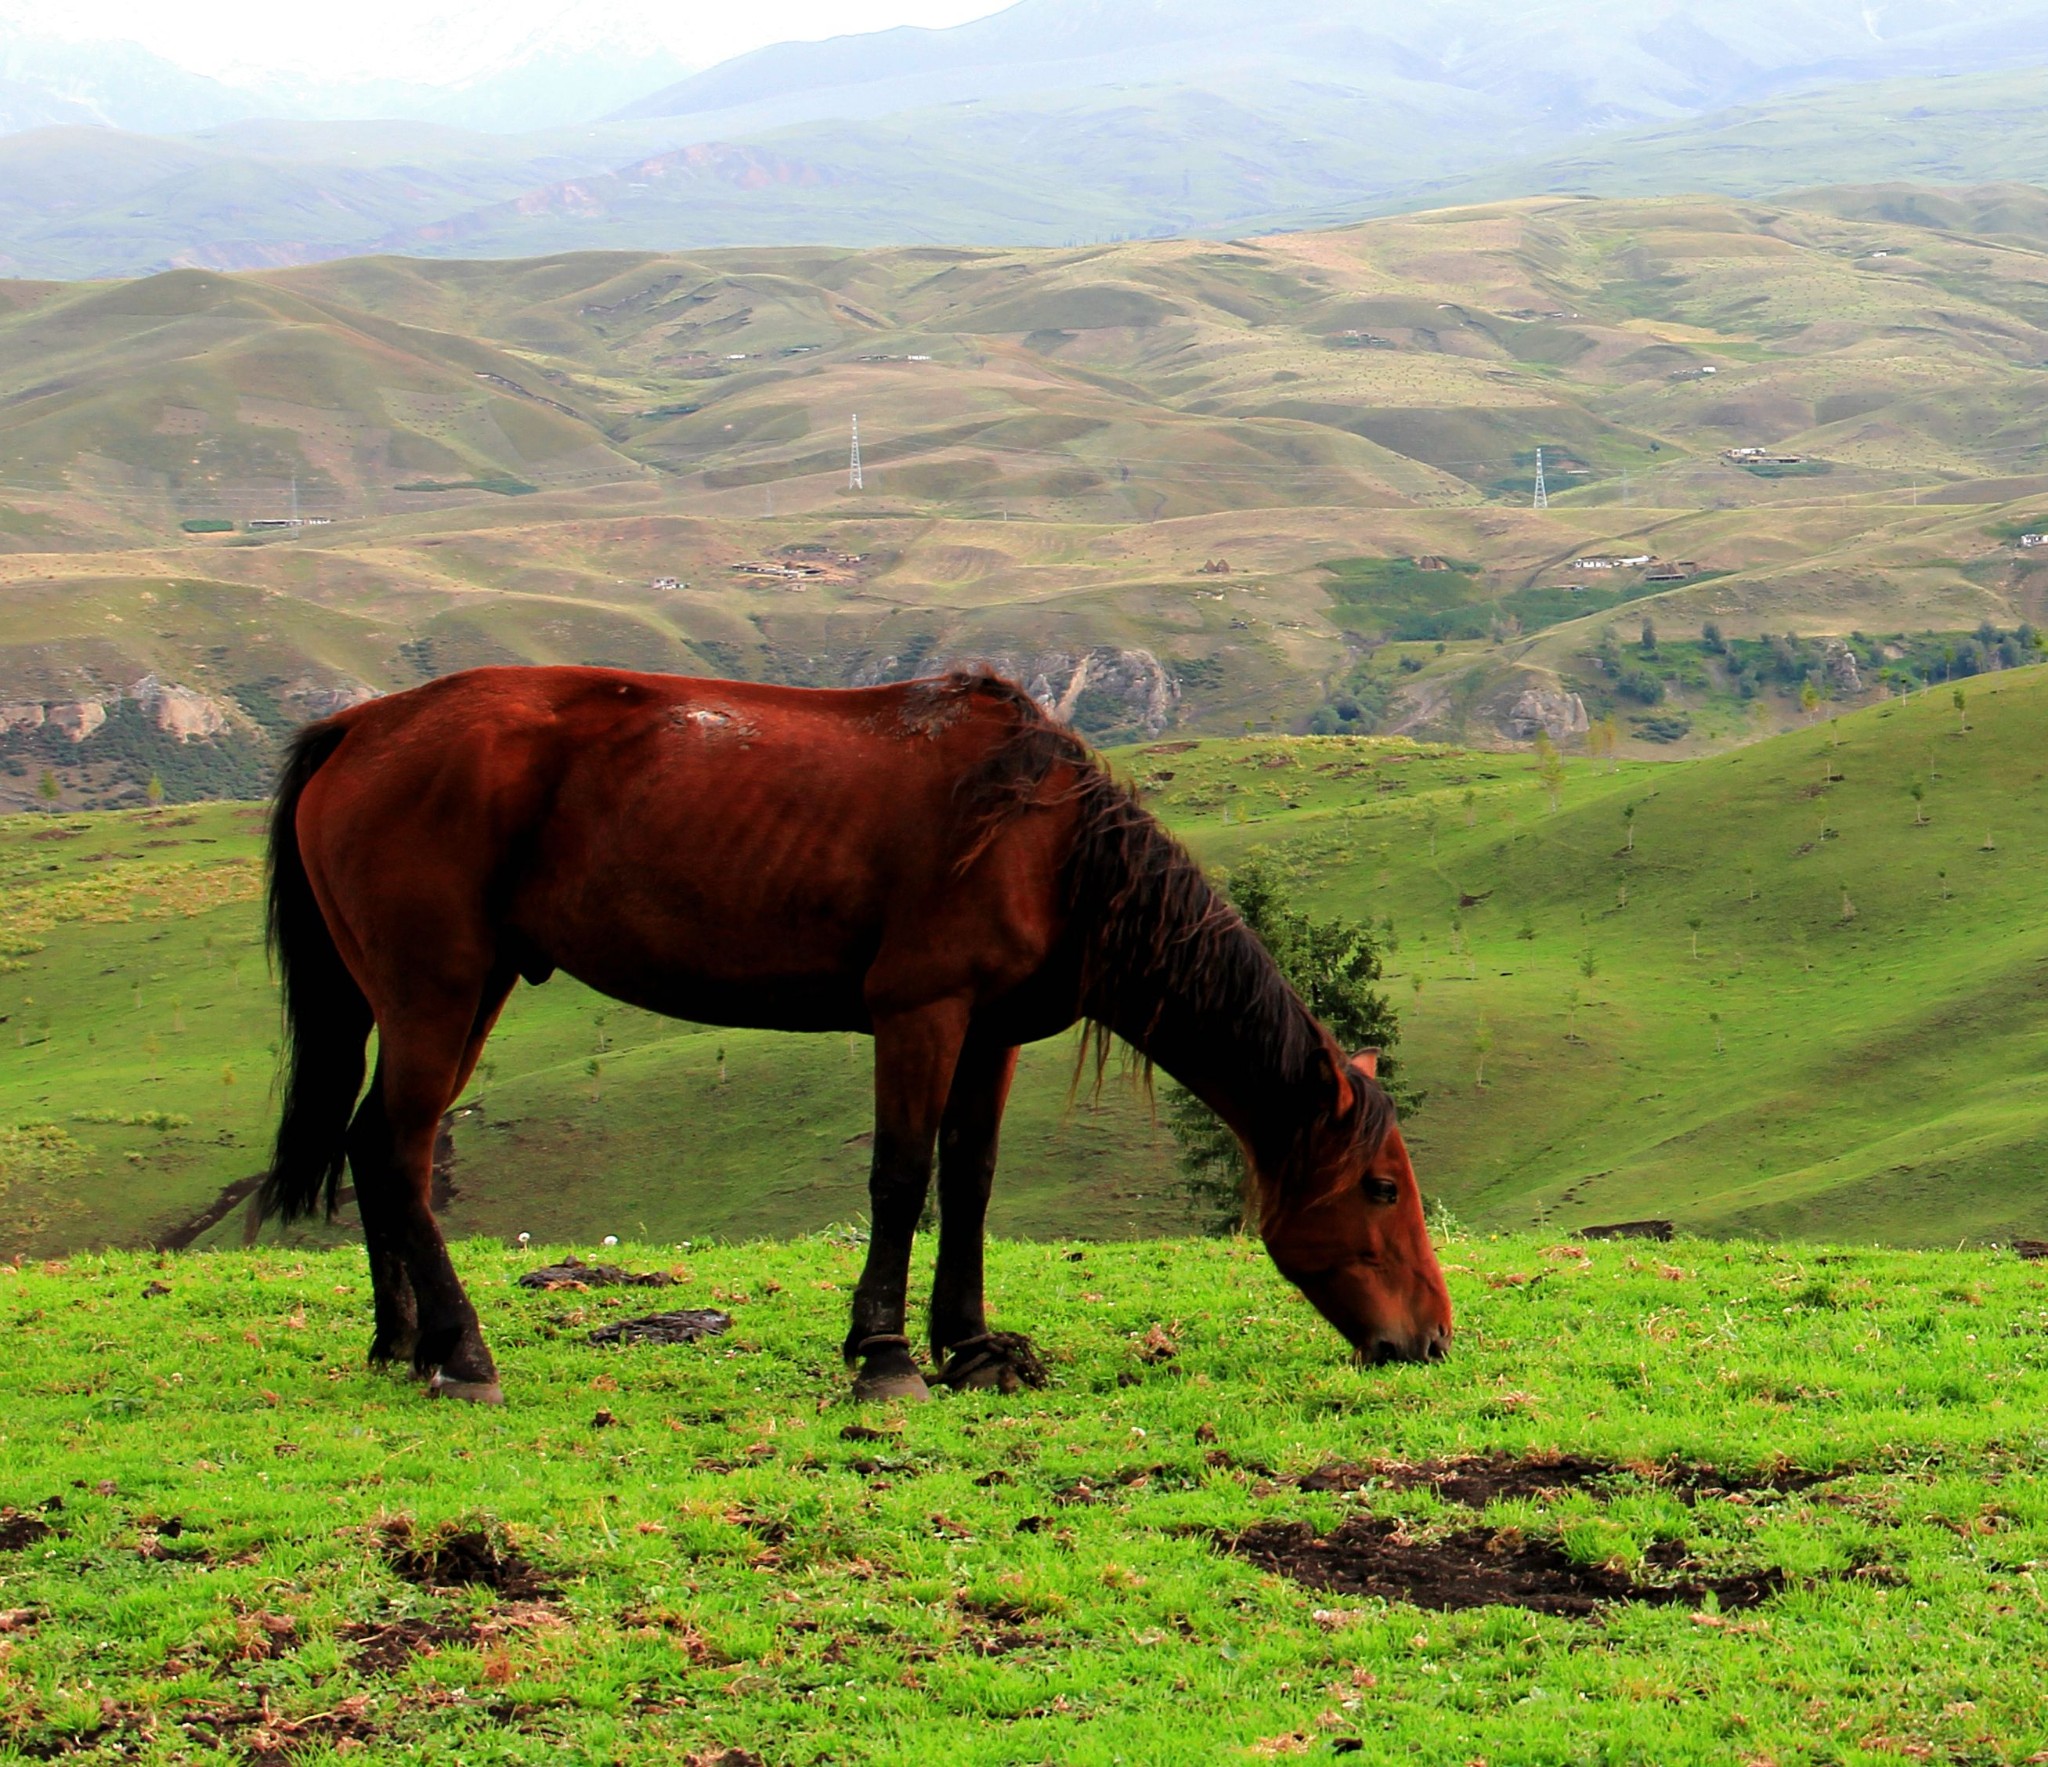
1166, 859, 1408, 1234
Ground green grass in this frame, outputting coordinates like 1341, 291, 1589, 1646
2, 1232, 2046, 1762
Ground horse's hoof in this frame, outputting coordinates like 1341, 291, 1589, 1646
944, 1358, 1021, 1394
851, 1368, 931, 1405
936, 1331, 1050, 1393
428, 1373, 506, 1405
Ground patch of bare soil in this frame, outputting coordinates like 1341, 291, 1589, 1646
518, 1256, 678, 1291
380, 1519, 554, 1599
1298, 1453, 1833, 1506
342, 1600, 565, 1674
587, 1307, 732, 1346
10, 1696, 382, 1763
0, 1501, 59, 1551
1225, 1517, 1786, 1616
341, 1616, 474, 1673
216, 1699, 381, 1766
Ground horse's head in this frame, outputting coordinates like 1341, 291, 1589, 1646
1258, 1049, 1453, 1366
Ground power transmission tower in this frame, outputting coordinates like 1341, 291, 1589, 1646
289, 473, 300, 523
1531, 447, 1548, 511
848, 415, 863, 491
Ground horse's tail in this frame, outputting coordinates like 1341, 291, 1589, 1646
260, 721, 372, 1225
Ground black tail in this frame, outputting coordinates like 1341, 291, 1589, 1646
260, 721, 373, 1224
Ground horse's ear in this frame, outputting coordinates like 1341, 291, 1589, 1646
1314, 1043, 1353, 1115
1353, 1049, 1380, 1081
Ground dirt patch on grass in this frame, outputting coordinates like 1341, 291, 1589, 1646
518, 1256, 678, 1290
381, 1519, 554, 1599
1298, 1452, 1833, 1506
0, 1503, 59, 1551
586, 1307, 731, 1346
342, 1600, 565, 1673
342, 1616, 475, 1673
1225, 1517, 1786, 1616
9, 1696, 382, 1763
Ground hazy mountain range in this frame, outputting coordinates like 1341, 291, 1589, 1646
5, 0, 2048, 277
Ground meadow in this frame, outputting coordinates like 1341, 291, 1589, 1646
2, 1231, 2045, 1763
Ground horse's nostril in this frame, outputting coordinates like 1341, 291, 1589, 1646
1424, 1333, 1449, 1362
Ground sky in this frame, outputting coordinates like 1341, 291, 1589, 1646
0, 0, 1014, 85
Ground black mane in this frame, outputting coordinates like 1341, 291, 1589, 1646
938, 669, 1395, 1204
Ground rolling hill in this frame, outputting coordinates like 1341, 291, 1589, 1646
1, 190, 2047, 794
5, 660, 2046, 1259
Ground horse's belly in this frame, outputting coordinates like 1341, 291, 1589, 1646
553, 956, 872, 1034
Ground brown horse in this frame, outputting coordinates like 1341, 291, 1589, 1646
261, 666, 1451, 1403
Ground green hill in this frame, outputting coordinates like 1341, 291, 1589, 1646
4, 662, 2046, 1259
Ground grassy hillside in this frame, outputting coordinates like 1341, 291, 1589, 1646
2, 1233, 2045, 1761
1155, 663, 2048, 1244
4, 662, 2047, 1259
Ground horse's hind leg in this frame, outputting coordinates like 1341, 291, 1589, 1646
845, 1001, 970, 1403
349, 1089, 418, 1370
357, 980, 514, 1403
929, 1044, 1042, 1392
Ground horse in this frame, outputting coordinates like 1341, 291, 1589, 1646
260, 665, 1452, 1404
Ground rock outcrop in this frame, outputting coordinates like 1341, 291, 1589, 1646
130, 676, 230, 741
849, 645, 1180, 737
283, 679, 379, 720
1026, 647, 1178, 738
1505, 687, 1590, 744
1822, 640, 1862, 695
46, 701, 106, 742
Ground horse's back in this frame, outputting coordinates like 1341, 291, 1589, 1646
294, 666, 1084, 1029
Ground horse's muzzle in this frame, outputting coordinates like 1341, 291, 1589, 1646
1355, 1328, 1451, 1367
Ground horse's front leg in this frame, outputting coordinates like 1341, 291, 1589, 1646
929, 1044, 1045, 1392
845, 1002, 969, 1403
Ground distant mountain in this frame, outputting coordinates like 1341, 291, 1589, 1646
10, 0, 2048, 277
0, 30, 256, 135
0, 14, 687, 139
616, 0, 2048, 132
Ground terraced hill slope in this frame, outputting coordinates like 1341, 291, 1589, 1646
3, 191, 2048, 798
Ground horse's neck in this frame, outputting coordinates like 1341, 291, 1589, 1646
1098, 917, 1322, 1165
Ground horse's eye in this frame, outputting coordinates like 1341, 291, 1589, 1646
1363, 1176, 1401, 1206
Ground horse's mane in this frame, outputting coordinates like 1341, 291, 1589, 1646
927, 669, 1395, 1207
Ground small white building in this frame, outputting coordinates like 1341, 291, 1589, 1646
2021, 533, 2047, 548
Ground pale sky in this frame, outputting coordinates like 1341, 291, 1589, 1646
0, 0, 1013, 86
